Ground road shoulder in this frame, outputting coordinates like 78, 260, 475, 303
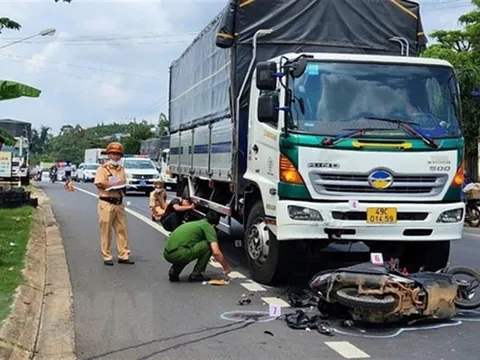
0, 185, 76, 360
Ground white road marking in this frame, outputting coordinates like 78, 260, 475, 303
73, 185, 171, 235
209, 258, 223, 269
325, 341, 370, 359
240, 282, 266, 292
71, 185, 249, 279
260, 297, 290, 307
227, 271, 247, 279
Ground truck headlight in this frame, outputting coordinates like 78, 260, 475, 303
436, 208, 463, 223
288, 205, 323, 221
126, 173, 133, 179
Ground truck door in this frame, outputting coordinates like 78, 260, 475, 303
247, 87, 280, 205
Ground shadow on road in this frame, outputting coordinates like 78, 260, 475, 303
84, 322, 253, 360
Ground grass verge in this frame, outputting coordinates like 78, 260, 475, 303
0, 206, 34, 324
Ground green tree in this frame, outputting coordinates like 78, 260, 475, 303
1, 1, 71, 34
122, 120, 155, 154
31, 125, 52, 154
157, 112, 169, 136
0, 128, 16, 147
0, 18, 20, 33
421, 0, 480, 155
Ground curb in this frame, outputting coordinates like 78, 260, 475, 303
0, 185, 76, 359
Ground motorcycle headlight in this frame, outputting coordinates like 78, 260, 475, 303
436, 208, 463, 223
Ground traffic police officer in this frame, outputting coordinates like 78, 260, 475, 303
94, 142, 134, 266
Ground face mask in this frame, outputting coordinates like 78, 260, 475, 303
109, 159, 120, 166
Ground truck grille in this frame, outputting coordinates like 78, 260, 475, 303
310, 172, 448, 197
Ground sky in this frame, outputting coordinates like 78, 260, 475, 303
0, 0, 476, 135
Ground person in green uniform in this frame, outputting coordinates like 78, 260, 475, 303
163, 211, 231, 282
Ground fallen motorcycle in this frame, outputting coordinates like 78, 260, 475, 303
309, 260, 480, 324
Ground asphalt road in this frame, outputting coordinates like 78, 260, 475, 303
39, 180, 480, 360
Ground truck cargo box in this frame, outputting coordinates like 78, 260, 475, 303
168, 0, 427, 181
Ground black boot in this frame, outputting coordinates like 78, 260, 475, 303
169, 265, 182, 282
188, 274, 211, 283
118, 258, 135, 264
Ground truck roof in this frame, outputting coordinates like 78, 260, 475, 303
274, 52, 453, 67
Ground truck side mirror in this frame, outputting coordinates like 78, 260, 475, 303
290, 57, 308, 78
471, 89, 480, 98
257, 93, 279, 124
256, 61, 277, 91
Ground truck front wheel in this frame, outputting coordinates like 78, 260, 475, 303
244, 201, 288, 285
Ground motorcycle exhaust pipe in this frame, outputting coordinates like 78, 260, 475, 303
334, 272, 389, 288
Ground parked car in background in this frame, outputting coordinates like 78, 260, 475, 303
77, 163, 99, 182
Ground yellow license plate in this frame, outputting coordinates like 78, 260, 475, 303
366, 207, 397, 224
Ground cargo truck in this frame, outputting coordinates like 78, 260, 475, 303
84, 148, 108, 165
168, 0, 470, 285
0, 119, 31, 185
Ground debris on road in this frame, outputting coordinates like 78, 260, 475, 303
202, 279, 230, 286
285, 309, 335, 336
286, 288, 319, 308
238, 298, 252, 306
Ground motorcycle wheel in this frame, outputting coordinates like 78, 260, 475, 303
445, 265, 480, 310
467, 206, 480, 227
334, 287, 397, 312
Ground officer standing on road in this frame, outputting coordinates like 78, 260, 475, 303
164, 211, 231, 282
94, 142, 134, 266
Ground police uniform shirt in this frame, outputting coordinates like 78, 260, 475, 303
94, 163, 127, 198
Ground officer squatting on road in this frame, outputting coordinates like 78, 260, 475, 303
94, 142, 135, 266
149, 180, 169, 221
163, 211, 231, 282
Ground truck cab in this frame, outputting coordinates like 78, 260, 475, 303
242, 52, 465, 283
159, 149, 177, 190
2, 136, 30, 185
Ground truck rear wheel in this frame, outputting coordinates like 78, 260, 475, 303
244, 201, 288, 285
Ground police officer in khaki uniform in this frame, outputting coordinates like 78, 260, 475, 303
94, 142, 134, 266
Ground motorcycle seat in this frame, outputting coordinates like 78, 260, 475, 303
334, 262, 391, 276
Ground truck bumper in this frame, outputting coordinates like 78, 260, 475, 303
275, 200, 465, 242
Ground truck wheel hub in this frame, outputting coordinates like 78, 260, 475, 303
247, 219, 269, 263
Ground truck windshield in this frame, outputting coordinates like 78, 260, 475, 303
123, 159, 155, 169
288, 61, 461, 139
85, 164, 99, 170
1, 146, 20, 156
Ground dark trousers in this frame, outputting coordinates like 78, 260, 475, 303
161, 210, 194, 232
161, 213, 181, 232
